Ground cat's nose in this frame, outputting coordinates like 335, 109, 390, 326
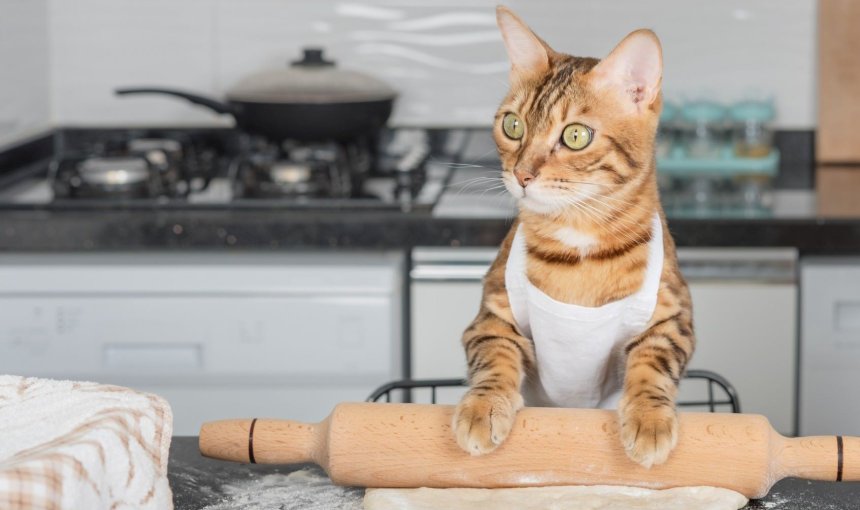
514, 169, 536, 187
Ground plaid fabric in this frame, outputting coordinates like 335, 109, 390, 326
0, 376, 174, 510
0, 463, 62, 510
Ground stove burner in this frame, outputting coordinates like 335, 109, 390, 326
232, 138, 357, 199
78, 157, 150, 186
50, 134, 219, 201
53, 155, 156, 199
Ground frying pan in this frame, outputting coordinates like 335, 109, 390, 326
116, 48, 396, 142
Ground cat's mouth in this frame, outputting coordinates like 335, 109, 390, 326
504, 174, 558, 214
504, 172, 597, 216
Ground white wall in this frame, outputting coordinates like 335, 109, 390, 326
9, 0, 820, 142
0, 0, 50, 146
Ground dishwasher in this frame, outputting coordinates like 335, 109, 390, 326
411, 246, 798, 434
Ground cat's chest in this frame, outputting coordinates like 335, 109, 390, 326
524, 226, 650, 307
526, 256, 647, 307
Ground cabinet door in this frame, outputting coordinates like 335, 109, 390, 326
684, 282, 797, 435
800, 259, 860, 435
411, 281, 482, 380
818, 0, 860, 161
411, 278, 484, 405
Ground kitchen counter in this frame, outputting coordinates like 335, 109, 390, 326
3, 198, 860, 254
2, 128, 856, 255
168, 437, 860, 509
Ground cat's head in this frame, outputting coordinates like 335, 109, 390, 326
494, 7, 663, 216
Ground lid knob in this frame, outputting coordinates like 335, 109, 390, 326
291, 48, 335, 68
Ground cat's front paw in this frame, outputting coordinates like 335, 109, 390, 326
453, 389, 523, 456
618, 399, 678, 468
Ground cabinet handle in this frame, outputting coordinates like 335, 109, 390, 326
410, 264, 489, 282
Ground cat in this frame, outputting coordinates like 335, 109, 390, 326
453, 6, 695, 468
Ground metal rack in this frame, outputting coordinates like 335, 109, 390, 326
367, 369, 741, 413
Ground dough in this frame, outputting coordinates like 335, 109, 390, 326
364, 485, 748, 510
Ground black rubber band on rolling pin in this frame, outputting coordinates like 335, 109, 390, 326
837, 435, 844, 482
248, 418, 258, 464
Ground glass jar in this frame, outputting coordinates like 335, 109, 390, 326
681, 101, 726, 159
730, 100, 775, 158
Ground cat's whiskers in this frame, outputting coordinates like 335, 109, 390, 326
584, 190, 658, 216
572, 199, 644, 247
545, 183, 633, 225
552, 190, 648, 247
554, 199, 632, 247
448, 175, 501, 188
544, 179, 655, 224
477, 183, 510, 198
447, 174, 505, 195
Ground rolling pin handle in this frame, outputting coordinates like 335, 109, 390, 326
199, 417, 323, 465
774, 434, 860, 483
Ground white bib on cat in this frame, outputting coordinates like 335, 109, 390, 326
505, 213, 663, 409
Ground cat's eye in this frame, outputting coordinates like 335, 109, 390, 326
502, 113, 524, 140
561, 123, 593, 150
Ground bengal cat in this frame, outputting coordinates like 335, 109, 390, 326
453, 6, 694, 468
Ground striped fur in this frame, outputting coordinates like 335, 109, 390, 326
454, 7, 695, 468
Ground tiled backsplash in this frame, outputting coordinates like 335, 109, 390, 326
0, 0, 49, 147
1, 0, 817, 147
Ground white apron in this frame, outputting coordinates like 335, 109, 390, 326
505, 214, 663, 409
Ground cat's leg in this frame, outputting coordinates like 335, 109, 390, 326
618, 276, 695, 468
454, 309, 533, 455
453, 226, 534, 456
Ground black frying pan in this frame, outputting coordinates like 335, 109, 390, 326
116, 49, 396, 142
115, 87, 394, 142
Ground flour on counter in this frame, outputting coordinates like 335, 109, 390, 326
200, 468, 363, 510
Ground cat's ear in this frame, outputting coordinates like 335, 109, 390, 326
496, 6, 550, 82
589, 29, 663, 113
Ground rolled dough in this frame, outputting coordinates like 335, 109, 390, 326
364, 485, 748, 510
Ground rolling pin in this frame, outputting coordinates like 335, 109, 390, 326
198, 402, 858, 499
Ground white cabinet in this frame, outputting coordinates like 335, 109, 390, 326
800, 259, 860, 435
411, 248, 495, 404
0, 252, 403, 434
411, 247, 798, 433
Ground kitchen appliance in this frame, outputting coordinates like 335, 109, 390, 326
198, 402, 858, 498
0, 127, 442, 210
116, 48, 397, 142
50, 135, 213, 200
0, 252, 404, 435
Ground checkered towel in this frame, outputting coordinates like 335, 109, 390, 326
0, 375, 173, 509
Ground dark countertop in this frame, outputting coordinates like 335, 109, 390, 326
168, 437, 860, 509
3, 203, 860, 255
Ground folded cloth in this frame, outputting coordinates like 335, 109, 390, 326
0, 375, 173, 510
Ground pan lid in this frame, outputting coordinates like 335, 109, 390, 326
227, 48, 396, 104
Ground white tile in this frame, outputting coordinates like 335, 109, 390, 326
48, 0, 226, 126
214, 0, 816, 128
35, 0, 818, 130
508, 0, 816, 128
215, 0, 509, 127
0, 0, 50, 147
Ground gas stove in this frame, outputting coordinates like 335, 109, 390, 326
0, 127, 448, 211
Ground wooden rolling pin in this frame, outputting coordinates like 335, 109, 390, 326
198, 402, 858, 498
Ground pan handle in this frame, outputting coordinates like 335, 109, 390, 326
115, 87, 236, 116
